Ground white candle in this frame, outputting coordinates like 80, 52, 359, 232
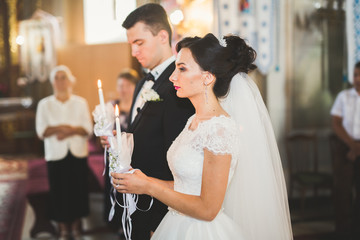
115, 105, 122, 154
97, 79, 106, 116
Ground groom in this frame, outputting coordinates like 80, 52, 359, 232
101, 3, 194, 239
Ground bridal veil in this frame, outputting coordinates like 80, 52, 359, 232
220, 73, 293, 240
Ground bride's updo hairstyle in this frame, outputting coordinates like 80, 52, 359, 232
176, 33, 257, 98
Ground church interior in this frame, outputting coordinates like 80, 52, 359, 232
0, 0, 355, 239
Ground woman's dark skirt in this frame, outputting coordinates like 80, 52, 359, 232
46, 151, 89, 222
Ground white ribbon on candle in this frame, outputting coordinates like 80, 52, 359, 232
107, 133, 153, 240
93, 102, 153, 240
92, 102, 115, 175
109, 168, 153, 240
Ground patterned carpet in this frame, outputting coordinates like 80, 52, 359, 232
0, 152, 105, 240
0, 156, 27, 181
0, 157, 28, 240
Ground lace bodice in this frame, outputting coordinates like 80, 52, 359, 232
167, 115, 240, 196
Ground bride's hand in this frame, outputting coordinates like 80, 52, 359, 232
111, 170, 149, 195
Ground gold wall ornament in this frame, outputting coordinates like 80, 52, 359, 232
1, 120, 16, 139
6, 0, 18, 65
0, 13, 4, 69
0, 0, 11, 92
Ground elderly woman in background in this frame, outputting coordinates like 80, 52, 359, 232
36, 65, 93, 240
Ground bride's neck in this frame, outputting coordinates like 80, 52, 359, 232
189, 89, 228, 119
193, 98, 223, 120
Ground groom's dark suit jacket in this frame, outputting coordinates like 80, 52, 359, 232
127, 61, 194, 236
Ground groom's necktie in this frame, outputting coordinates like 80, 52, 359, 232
145, 72, 155, 82
131, 73, 155, 122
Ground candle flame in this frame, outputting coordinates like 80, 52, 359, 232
97, 79, 102, 88
115, 104, 119, 116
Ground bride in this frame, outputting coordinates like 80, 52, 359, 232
112, 33, 293, 240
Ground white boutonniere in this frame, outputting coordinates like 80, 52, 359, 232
141, 89, 163, 102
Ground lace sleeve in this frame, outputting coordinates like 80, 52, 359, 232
194, 117, 239, 155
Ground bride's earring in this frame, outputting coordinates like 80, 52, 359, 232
204, 82, 208, 104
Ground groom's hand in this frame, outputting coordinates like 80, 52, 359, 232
100, 136, 110, 148
100, 130, 117, 148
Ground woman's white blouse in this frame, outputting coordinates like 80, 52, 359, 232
36, 95, 93, 161
331, 88, 360, 140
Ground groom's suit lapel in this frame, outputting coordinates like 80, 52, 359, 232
129, 62, 175, 131
127, 77, 146, 130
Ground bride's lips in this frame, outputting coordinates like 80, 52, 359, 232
174, 86, 180, 90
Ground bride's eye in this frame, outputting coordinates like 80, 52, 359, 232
179, 67, 186, 72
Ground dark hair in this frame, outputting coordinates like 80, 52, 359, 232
176, 33, 257, 98
117, 68, 140, 85
122, 3, 172, 45
355, 61, 360, 70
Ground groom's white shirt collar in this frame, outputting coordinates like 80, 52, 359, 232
148, 56, 176, 80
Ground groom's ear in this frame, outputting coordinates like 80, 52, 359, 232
203, 72, 216, 86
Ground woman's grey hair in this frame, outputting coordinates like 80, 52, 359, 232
50, 65, 76, 84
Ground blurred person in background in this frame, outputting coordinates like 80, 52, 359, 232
331, 61, 360, 239
36, 65, 93, 240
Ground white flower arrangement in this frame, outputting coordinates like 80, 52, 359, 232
108, 149, 120, 173
141, 89, 163, 102
92, 102, 115, 137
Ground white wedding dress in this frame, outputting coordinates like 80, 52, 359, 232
151, 73, 292, 240
151, 114, 245, 240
